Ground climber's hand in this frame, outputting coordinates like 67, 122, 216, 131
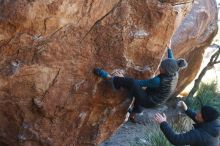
154, 113, 167, 124
177, 101, 188, 111
167, 39, 172, 49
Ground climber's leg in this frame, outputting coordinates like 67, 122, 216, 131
113, 76, 155, 108
131, 85, 155, 112
124, 81, 156, 123
112, 77, 138, 90
112, 77, 156, 122
128, 95, 155, 123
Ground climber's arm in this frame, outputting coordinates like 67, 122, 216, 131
135, 76, 160, 88
160, 122, 198, 145
185, 109, 198, 122
168, 48, 174, 59
167, 39, 174, 58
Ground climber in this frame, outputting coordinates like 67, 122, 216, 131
94, 40, 188, 123
154, 101, 220, 146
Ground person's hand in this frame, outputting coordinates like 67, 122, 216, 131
154, 113, 167, 124
167, 39, 172, 48
177, 101, 188, 111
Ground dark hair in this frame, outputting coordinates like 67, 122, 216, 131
201, 105, 219, 122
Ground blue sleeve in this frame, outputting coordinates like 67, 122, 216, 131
185, 109, 197, 122
168, 48, 174, 59
135, 76, 160, 88
160, 122, 198, 145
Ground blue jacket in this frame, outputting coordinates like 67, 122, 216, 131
160, 109, 220, 146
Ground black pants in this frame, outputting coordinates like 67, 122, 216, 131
113, 77, 156, 113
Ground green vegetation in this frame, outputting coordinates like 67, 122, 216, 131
147, 119, 192, 146
148, 125, 172, 146
186, 81, 220, 112
129, 124, 172, 146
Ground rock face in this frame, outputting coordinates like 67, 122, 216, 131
172, 0, 218, 94
0, 0, 217, 146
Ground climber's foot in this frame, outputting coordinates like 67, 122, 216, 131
94, 68, 111, 79
129, 113, 137, 123
128, 112, 146, 125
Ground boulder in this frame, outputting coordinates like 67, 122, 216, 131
0, 0, 217, 145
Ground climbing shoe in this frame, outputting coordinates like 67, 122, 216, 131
94, 68, 110, 79
128, 113, 137, 123
128, 108, 133, 114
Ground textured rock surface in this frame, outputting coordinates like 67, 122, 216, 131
0, 0, 217, 146
172, 0, 218, 94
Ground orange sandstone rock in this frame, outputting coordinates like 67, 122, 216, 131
0, 0, 217, 145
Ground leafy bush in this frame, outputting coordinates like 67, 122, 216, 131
186, 81, 220, 112
148, 125, 172, 146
